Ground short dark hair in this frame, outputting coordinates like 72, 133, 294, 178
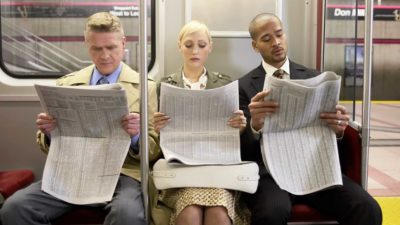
248, 13, 281, 40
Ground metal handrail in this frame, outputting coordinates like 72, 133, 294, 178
361, 0, 374, 190
139, 0, 150, 223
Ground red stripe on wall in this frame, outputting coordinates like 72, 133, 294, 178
3, 36, 399, 45
4, 36, 400, 45
0, 2, 137, 6
326, 38, 400, 45
39, 37, 400, 45
327, 4, 400, 9
3, 36, 139, 42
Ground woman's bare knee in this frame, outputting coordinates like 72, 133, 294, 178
176, 205, 203, 225
204, 206, 231, 225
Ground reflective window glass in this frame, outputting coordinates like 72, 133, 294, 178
0, 0, 154, 78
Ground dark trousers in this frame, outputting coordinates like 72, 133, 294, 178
243, 173, 382, 225
0, 175, 145, 225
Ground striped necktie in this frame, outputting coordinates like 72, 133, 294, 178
96, 76, 109, 85
273, 69, 285, 79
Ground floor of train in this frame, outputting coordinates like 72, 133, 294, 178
342, 101, 400, 225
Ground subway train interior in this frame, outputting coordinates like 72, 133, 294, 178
0, 0, 399, 224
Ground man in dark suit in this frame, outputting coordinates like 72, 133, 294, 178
239, 13, 382, 225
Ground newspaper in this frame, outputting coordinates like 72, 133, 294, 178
159, 81, 241, 165
262, 71, 343, 195
35, 84, 131, 204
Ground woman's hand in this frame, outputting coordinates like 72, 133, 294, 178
228, 110, 247, 134
153, 112, 171, 134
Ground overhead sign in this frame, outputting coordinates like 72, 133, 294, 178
327, 5, 400, 21
0, 3, 139, 18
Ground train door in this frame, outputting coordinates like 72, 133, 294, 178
323, 0, 400, 223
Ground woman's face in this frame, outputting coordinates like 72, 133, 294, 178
179, 31, 212, 69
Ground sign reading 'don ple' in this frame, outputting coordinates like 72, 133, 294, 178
326, 5, 400, 21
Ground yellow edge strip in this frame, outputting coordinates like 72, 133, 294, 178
339, 100, 400, 104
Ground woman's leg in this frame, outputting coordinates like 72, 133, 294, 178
176, 205, 203, 225
204, 206, 231, 225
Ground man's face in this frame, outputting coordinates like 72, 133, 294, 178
252, 17, 288, 68
86, 31, 126, 75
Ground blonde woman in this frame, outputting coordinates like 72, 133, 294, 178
153, 21, 249, 225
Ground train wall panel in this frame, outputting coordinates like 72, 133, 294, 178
0, 101, 46, 179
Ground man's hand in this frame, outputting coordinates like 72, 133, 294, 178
249, 90, 279, 131
122, 112, 140, 137
153, 112, 170, 134
320, 105, 350, 138
36, 113, 56, 136
228, 110, 247, 134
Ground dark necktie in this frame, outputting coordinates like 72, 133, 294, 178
97, 77, 109, 85
273, 69, 285, 79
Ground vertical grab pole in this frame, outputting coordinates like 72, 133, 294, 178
319, 0, 326, 71
139, 0, 150, 222
361, 0, 373, 190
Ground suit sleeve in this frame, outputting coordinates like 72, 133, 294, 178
239, 81, 263, 162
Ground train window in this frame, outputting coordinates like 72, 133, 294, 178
0, 0, 155, 79
343, 44, 364, 87
324, 0, 362, 101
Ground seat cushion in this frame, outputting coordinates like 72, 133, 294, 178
289, 204, 335, 222
0, 170, 34, 199
339, 125, 362, 184
52, 208, 105, 225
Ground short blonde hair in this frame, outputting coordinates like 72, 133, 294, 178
178, 20, 212, 44
84, 12, 124, 39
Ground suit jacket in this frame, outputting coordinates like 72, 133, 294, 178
36, 62, 161, 181
238, 60, 319, 167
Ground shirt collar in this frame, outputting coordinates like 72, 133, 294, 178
262, 57, 290, 78
90, 63, 123, 85
182, 67, 208, 90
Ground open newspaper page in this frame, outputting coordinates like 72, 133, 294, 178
159, 81, 241, 165
262, 71, 343, 195
35, 84, 130, 204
